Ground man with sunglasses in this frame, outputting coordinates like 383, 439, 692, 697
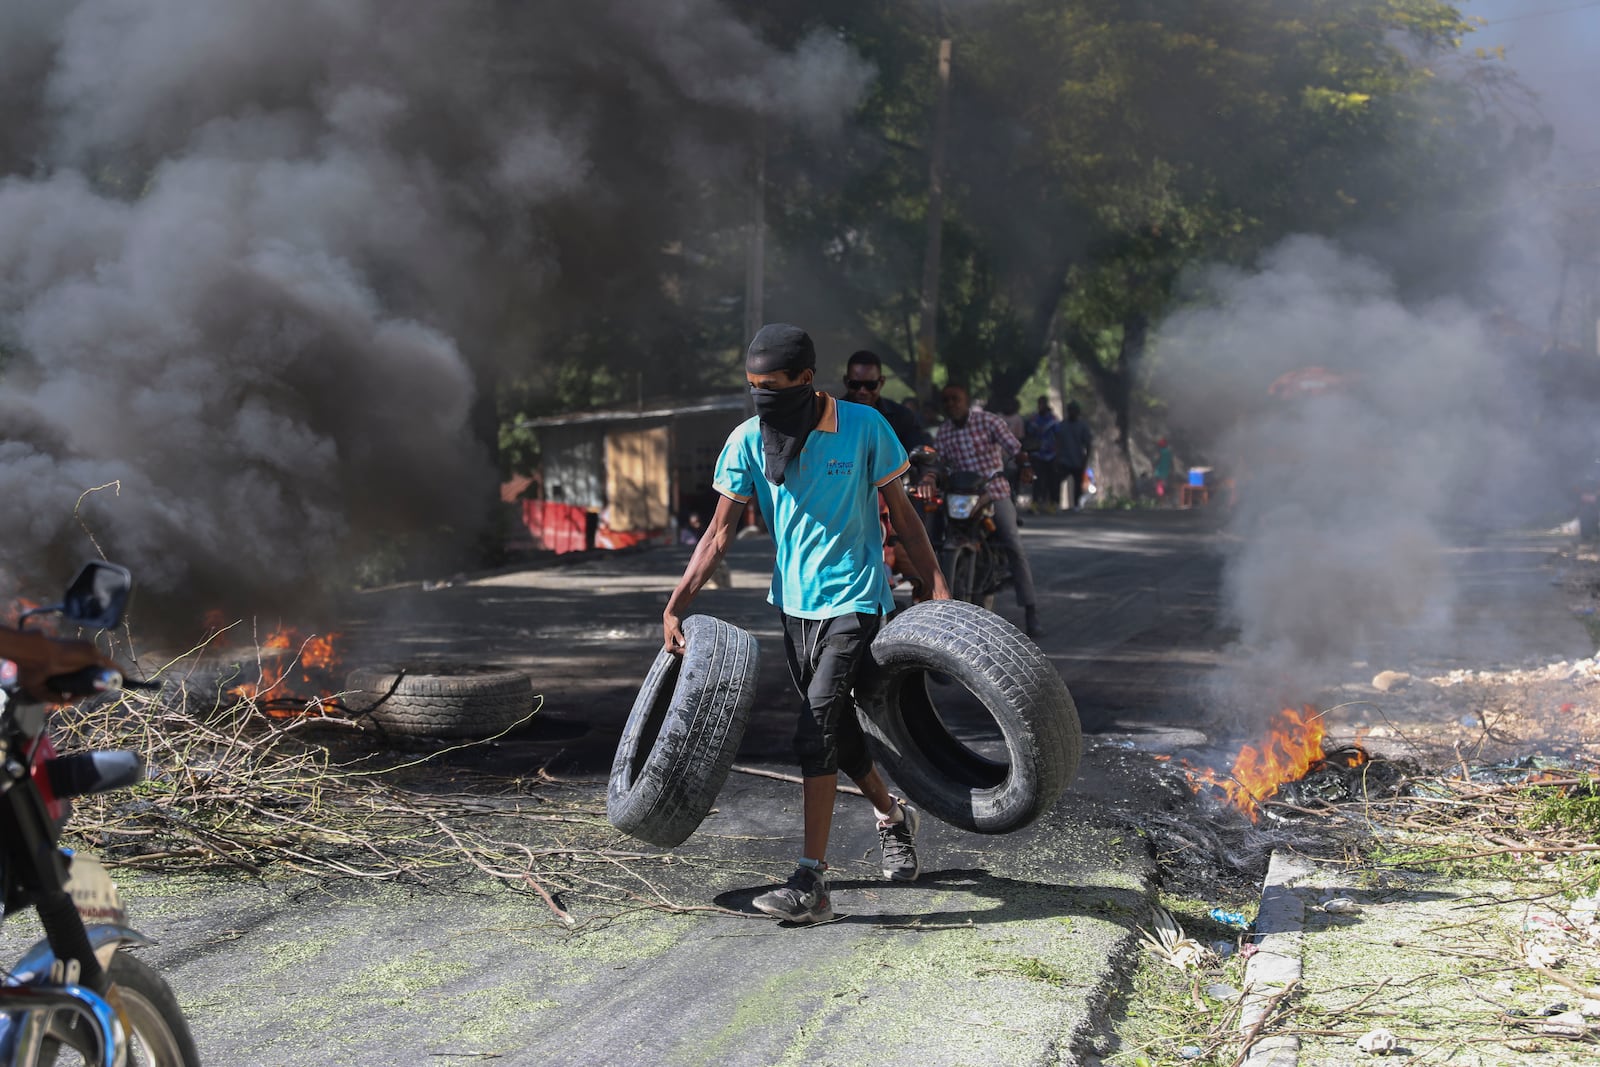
842, 351, 926, 454
843, 351, 938, 601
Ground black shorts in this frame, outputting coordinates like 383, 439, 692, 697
781, 612, 881, 779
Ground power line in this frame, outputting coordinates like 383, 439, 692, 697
1485, 0, 1600, 25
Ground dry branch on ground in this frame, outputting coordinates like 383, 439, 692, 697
47, 644, 720, 929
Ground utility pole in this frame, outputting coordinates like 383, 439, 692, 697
914, 35, 953, 403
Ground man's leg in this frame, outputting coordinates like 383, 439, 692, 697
845, 764, 923, 882
992, 496, 1040, 636
801, 773, 836, 863
809, 614, 922, 882
992, 496, 1036, 608
752, 615, 839, 924
756, 614, 877, 922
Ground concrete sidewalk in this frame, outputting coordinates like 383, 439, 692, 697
1238, 850, 1598, 1067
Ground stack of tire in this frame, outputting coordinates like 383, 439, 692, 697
607, 601, 1081, 846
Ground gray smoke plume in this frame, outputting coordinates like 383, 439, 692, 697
0, 1, 871, 620
1146, 4, 1600, 719
1155, 233, 1555, 711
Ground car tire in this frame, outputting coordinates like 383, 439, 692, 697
856, 599, 1080, 833
345, 664, 535, 740
607, 615, 760, 848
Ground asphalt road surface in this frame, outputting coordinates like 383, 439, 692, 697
10, 506, 1586, 1066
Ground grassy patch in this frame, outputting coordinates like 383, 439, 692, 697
1100, 894, 1260, 1067
1525, 779, 1600, 839
1003, 956, 1073, 985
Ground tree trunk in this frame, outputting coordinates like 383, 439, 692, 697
1062, 312, 1146, 500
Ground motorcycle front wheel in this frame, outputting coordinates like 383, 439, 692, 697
947, 546, 995, 611
44, 953, 201, 1067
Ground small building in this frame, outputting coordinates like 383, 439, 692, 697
509, 394, 752, 554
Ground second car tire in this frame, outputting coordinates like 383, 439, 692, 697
607, 615, 760, 848
856, 599, 1081, 834
344, 664, 535, 740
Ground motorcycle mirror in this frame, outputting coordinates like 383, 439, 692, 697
60, 561, 133, 630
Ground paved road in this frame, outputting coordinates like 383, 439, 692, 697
333, 508, 1232, 772
14, 508, 1586, 1065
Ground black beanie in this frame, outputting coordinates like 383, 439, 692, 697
745, 323, 816, 375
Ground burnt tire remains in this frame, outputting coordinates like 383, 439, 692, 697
856, 599, 1081, 834
608, 615, 760, 848
345, 664, 534, 740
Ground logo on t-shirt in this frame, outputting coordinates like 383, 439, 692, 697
825, 459, 855, 476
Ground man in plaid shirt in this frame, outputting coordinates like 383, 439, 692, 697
925, 382, 1042, 638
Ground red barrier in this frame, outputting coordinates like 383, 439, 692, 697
522, 501, 589, 554
595, 525, 661, 550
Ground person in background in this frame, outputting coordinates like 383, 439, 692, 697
679, 511, 705, 545
843, 351, 937, 600
927, 383, 1042, 638
677, 511, 733, 587
665, 323, 949, 925
997, 396, 1026, 443
1023, 396, 1061, 514
1152, 437, 1175, 503
994, 396, 1026, 504
1055, 401, 1094, 511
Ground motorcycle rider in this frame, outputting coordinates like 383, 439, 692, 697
924, 383, 1042, 638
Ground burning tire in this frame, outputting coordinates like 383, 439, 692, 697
344, 664, 534, 739
856, 599, 1080, 834
607, 615, 760, 848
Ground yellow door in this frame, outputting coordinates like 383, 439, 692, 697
605, 426, 670, 531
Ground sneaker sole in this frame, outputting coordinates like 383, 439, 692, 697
754, 899, 835, 923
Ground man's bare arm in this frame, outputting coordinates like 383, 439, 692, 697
663, 493, 746, 651
882, 478, 950, 601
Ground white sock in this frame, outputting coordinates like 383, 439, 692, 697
876, 801, 904, 825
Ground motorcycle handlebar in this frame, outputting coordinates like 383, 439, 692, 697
0, 627, 129, 703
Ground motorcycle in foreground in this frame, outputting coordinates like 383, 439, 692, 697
941, 468, 1012, 610
0, 562, 199, 1066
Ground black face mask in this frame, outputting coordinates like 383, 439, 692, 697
751, 382, 819, 485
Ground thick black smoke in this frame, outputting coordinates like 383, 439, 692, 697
0, 1, 870, 619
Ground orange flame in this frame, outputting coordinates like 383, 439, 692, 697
224, 624, 345, 717
1185, 705, 1327, 822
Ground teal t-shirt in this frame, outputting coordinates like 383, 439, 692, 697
714, 393, 910, 620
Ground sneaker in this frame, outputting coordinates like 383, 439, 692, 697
753, 865, 834, 923
877, 800, 921, 882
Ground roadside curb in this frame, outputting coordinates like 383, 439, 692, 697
1240, 849, 1313, 1067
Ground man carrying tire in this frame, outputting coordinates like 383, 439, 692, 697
663, 323, 950, 925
